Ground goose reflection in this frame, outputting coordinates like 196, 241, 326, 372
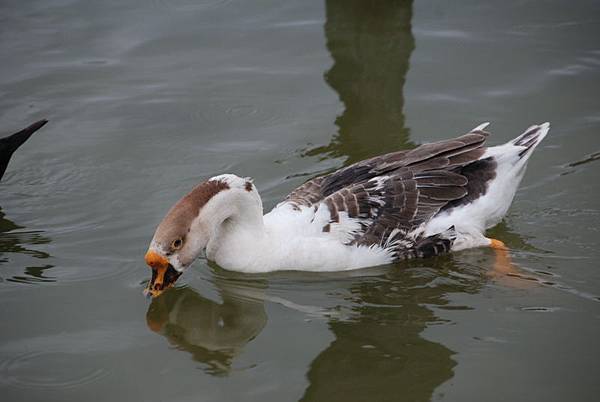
0, 208, 53, 283
301, 257, 464, 402
145, 277, 267, 375
299, 223, 539, 401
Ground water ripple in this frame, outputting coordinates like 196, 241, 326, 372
189, 95, 294, 128
0, 350, 108, 390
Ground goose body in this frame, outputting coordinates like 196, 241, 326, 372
144, 123, 549, 294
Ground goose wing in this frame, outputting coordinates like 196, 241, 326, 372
317, 169, 468, 248
285, 126, 490, 209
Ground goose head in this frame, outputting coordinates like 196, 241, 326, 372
144, 174, 261, 297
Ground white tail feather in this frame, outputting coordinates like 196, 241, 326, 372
471, 122, 490, 132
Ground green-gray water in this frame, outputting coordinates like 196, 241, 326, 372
1, 1, 599, 401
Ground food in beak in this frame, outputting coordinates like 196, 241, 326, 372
144, 250, 182, 297
144, 264, 182, 298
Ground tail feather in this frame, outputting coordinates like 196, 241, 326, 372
471, 122, 490, 133
394, 226, 456, 260
512, 122, 550, 158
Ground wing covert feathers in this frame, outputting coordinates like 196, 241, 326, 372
285, 128, 488, 208
284, 126, 496, 259
350, 170, 467, 248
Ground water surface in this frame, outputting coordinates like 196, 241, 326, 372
1, 1, 599, 401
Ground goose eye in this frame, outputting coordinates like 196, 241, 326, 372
171, 238, 183, 250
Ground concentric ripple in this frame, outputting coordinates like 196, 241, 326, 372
0, 350, 107, 390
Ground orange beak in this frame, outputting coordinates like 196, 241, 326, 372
145, 249, 169, 271
144, 250, 181, 298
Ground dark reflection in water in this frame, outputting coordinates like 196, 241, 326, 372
145, 278, 267, 375
0, 208, 53, 284
298, 224, 549, 401
301, 258, 482, 402
302, 1, 451, 400
306, 0, 415, 164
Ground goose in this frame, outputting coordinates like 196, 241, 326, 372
144, 122, 549, 297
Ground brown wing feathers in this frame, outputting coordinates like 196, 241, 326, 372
284, 176, 325, 208
285, 130, 492, 256
286, 131, 488, 208
379, 132, 488, 172
352, 170, 467, 247
322, 180, 385, 226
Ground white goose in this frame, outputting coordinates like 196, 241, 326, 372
144, 122, 549, 296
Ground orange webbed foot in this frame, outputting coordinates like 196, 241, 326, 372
490, 238, 508, 251
487, 238, 536, 289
